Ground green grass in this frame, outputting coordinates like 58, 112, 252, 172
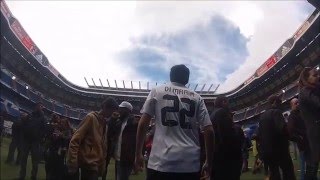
0, 137, 317, 180
0, 137, 145, 180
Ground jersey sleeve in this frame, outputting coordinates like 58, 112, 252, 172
141, 88, 157, 117
197, 97, 212, 130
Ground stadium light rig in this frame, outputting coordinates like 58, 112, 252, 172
316, 66, 319, 70
12, 76, 16, 80
26, 86, 29, 89
282, 89, 286, 93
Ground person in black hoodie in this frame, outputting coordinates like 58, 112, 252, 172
287, 98, 309, 180
19, 102, 46, 180
6, 113, 24, 165
210, 96, 243, 180
258, 95, 295, 180
298, 67, 320, 179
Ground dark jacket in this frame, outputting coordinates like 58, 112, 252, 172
11, 120, 22, 140
107, 115, 138, 165
21, 111, 46, 143
299, 86, 320, 161
210, 108, 243, 160
258, 108, 289, 158
287, 109, 308, 152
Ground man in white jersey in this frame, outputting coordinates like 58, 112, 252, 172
135, 64, 214, 180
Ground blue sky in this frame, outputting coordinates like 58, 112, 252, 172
119, 15, 249, 84
5, 1, 315, 92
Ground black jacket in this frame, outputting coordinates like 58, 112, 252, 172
210, 108, 243, 160
287, 109, 308, 152
21, 111, 46, 143
258, 108, 289, 158
107, 115, 138, 165
299, 86, 320, 161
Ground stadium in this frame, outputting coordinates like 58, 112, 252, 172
0, 0, 319, 180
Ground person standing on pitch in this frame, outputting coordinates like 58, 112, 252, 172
111, 101, 138, 180
135, 64, 214, 180
19, 103, 46, 180
298, 67, 320, 179
258, 95, 295, 180
67, 98, 118, 180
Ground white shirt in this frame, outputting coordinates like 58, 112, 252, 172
141, 82, 212, 172
114, 118, 128, 161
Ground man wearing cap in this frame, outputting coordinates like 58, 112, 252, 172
108, 101, 138, 180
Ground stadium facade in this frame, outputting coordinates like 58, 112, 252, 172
1, 0, 319, 127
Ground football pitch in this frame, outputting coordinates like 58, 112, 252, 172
0, 137, 305, 180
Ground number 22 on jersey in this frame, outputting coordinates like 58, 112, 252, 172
160, 94, 195, 129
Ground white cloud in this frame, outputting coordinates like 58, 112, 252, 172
5, 1, 315, 92
218, 1, 315, 93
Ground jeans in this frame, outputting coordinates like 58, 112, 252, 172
300, 151, 306, 180
305, 162, 319, 180
264, 152, 296, 180
19, 141, 40, 180
115, 161, 133, 180
81, 168, 98, 180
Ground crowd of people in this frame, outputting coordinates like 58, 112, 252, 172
1, 65, 319, 180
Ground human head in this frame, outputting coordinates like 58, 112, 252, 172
20, 112, 29, 121
299, 67, 320, 88
118, 101, 133, 119
60, 118, 71, 130
214, 96, 229, 109
290, 98, 299, 111
134, 115, 141, 123
34, 102, 44, 113
51, 113, 60, 124
101, 97, 118, 118
170, 64, 190, 85
268, 95, 282, 108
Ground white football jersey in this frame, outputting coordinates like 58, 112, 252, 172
141, 82, 212, 173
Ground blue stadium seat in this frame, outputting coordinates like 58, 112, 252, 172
0, 102, 7, 112
54, 104, 65, 115
69, 109, 79, 118
79, 112, 87, 120
0, 70, 13, 87
245, 107, 257, 118
16, 82, 28, 97
29, 91, 40, 102
42, 98, 53, 111
0, 85, 16, 103
6, 102, 20, 117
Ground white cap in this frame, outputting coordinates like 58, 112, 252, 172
119, 101, 133, 111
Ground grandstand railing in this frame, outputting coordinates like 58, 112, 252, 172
0, 67, 88, 120
1, 0, 318, 100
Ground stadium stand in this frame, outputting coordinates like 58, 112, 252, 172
0, 0, 319, 128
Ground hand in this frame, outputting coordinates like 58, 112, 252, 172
68, 166, 78, 174
134, 154, 144, 172
201, 161, 211, 180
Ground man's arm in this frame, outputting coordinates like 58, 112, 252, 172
135, 113, 152, 171
202, 125, 214, 170
67, 114, 92, 172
